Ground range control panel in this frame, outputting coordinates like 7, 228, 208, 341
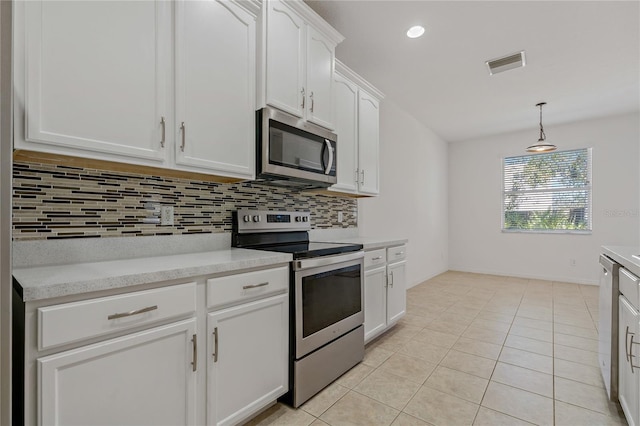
236, 210, 310, 233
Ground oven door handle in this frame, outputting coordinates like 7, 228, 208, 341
292, 250, 364, 271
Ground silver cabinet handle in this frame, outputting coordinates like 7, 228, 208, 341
360, 170, 365, 185
371, 256, 383, 261
191, 334, 197, 372
630, 333, 639, 373
160, 116, 166, 148
310, 91, 314, 112
301, 87, 305, 109
212, 327, 219, 363
395, 252, 405, 256
243, 282, 269, 290
180, 122, 186, 152
324, 139, 334, 175
626, 326, 634, 362
107, 305, 157, 320
355, 169, 359, 185
388, 272, 394, 288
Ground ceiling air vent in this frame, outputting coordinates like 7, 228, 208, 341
485, 51, 526, 75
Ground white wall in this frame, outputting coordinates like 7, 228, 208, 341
358, 100, 449, 288
449, 112, 640, 285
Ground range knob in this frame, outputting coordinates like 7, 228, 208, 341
243, 215, 251, 223
253, 215, 261, 222
302, 216, 309, 222
295, 216, 301, 222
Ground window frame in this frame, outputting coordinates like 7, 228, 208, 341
501, 148, 593, 234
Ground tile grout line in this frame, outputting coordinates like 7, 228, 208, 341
472, 279, 527, 425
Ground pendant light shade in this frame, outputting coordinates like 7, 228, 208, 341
526, 102, 557, 153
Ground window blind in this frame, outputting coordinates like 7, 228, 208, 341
503, 148, 592, 232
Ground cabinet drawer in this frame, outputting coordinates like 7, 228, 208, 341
38, 282, 196, 351
387, 245, 406, 263
620, 267, 640, 309
365, 249, 386, 270
207, 266, 288, 309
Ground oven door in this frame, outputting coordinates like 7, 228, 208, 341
258, 106, 337, 185
293, 251, 364, 359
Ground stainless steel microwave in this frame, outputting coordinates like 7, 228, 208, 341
256, 106, 337, 189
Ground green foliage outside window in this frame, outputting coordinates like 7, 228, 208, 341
503, 149, 591, 231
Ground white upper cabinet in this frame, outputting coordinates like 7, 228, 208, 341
15, 0, 171, 163
330, 61, 384, 196
332, 73, 359, 193
260, 0, 343, 130
174, 0, 256, 179
357, 90, 381, 196
264, 0, 305, 118
305, 26, 335, 129
15, 0, 257, 181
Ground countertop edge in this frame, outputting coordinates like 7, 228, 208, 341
14, 249, 293, 302
602, 246, 640, 278
317, 237, 409, 251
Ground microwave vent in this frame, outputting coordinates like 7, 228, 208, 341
486, 51, 526, 75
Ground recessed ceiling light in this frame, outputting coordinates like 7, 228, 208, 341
406, 25, 425, 39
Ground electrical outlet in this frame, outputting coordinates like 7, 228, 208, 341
569, 258, 576, 267
160, 206, 174, 226
338, 211, 344, 223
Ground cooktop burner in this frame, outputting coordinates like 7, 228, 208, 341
252, 241, 363, 259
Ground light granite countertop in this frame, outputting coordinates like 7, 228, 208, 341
318, 236, 408, 251
13, 248, 292, 302
602, 246, 640, 278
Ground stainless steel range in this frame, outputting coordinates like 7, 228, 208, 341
232, 210, 364, 407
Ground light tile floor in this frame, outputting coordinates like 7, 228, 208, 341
246, 271, 628, 426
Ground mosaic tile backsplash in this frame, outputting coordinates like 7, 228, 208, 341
12, 162, 357, 240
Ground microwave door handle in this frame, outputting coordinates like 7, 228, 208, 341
324, 139, 334, 175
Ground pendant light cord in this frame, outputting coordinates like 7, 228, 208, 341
538, 103, 546, 142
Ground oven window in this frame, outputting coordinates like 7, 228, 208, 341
302, 264, 361, 338
269, 120, 336, 176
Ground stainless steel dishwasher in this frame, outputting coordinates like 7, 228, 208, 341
599, 254, 620, 401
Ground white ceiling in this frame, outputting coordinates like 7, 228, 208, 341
306, 0, 640, 142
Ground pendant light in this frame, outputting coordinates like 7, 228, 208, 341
526, 102, 557, 153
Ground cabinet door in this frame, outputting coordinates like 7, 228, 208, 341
357, 90, 380, 195
387, 261, 407, 325
306, 26, 335, 130
38, 319, 197, 426
175, 0, 256, 179
265, 0, 305, 117
619, 296, 639, 426
331, 72, 359, 194
207, 294, 289, 426
364, 266, 387, 343
19, 1, 170, 163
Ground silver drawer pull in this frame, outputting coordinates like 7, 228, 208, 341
243, 282, 269, 290
371, 256, 383, 261
395, 252, 405, 256
630, 334, 639, 373
212, 327, 219, 363
626, 326, 634, 362
191, 334, 197, 372
107, 305, 158, 320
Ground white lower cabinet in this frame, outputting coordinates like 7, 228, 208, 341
206, 268, 289, 426
207, 294, 289, 426
22, 265, 292, 426
386, 259, 407, 324
38, 318, 197, 425
619, 266, 640, 426
363, 245, 407, 344
364, 265, 387, 341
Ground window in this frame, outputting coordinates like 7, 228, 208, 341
502, 148, 592, 232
